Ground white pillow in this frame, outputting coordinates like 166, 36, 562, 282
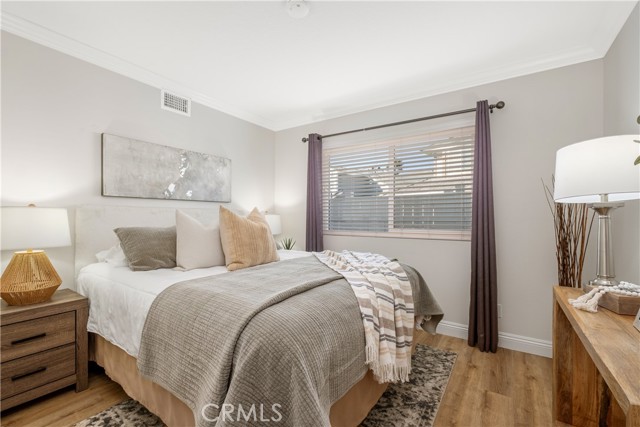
176, 210, 225, 270
95, 244, 128, 267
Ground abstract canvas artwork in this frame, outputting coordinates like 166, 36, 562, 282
102, 134, 231, 202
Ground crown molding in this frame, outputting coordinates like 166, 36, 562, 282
273, 44, 602, 131
1, 12, 278, 131
1, 10, 617, 132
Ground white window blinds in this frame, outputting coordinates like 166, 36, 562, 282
322, 125, 475, 240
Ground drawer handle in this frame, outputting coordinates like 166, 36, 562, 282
10, 367, 47, 381
11, 333, 46, 345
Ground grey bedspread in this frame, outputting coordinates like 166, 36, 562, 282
137, 255, 443, 427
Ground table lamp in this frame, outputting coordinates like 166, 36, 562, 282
265, 214, 282, 236
554, 135, 640, 287
1, 205, 71, 305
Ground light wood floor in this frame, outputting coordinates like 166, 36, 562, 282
1, 333, 553, 427
416, 333, 553, 427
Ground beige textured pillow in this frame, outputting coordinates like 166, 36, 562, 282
176, 210, 225, 270
114, 226, 176, 271
219, 206, 279, 271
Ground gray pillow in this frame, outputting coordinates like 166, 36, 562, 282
114, 226, 176, 271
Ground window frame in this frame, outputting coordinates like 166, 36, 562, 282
321, 124, 475, 241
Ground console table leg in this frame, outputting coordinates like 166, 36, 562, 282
554, 298, 611, 427
554, 298, 575, 424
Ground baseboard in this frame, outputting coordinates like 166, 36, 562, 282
436, 320, 552, 358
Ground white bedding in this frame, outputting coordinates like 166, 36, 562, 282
77, 250, 311, 357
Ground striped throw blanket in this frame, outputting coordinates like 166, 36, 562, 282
314, 250, 414, 383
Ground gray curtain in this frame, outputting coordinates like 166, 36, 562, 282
306, 133, 323, 252
468, 100, 498, 353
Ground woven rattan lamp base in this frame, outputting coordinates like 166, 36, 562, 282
0, 250, 62, 306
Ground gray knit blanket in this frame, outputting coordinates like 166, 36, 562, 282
137, 255, 443, 427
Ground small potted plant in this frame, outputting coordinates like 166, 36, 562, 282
278, 237, 296, 250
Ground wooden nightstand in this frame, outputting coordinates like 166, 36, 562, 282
1, 289, 88, 411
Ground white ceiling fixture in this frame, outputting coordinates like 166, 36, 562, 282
1, 2, 636, 131
286, 0, 310, 19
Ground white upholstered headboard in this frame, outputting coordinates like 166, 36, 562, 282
74, 205, 236, 277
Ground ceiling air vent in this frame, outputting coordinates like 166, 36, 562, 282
161, 90, 191, 117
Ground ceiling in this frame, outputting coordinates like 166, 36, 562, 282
2, 1, 637, 131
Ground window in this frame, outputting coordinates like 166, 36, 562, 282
322, 125, 475, 240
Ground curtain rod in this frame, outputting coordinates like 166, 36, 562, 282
301, 101, 505, 143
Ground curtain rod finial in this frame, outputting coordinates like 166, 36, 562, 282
301, 137, 308, 143
489, 101, 505, 113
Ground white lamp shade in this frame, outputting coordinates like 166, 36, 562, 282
554, 135, 640, 203
265, 214, 282, 235
1, 207, 71, 251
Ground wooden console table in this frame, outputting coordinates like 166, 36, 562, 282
553, 287, 640, 427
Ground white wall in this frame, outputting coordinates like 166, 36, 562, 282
603, 3, 640, 284
274, 60, 605, 348
1, 32, 276, 288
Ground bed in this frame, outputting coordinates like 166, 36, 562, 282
75, 205, 443, 426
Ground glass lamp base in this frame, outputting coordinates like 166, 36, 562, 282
589, 277, 618, 287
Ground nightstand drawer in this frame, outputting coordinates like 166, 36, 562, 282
0, 344, 76, 399
1, 311, 75, 363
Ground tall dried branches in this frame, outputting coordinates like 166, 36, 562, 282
543, 177, 594, 287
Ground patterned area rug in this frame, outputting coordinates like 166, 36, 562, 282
76, 344, 456, 427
